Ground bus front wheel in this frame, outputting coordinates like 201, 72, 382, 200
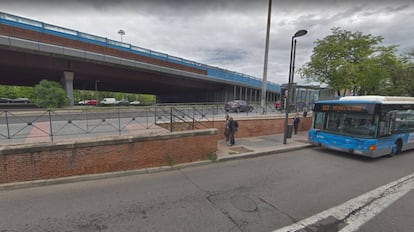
388, 140, 402, 157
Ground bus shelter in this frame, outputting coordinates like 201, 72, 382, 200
280, 84, 335, 112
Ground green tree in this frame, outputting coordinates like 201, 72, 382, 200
34, 80, 68, 108
300, 28, 401, 96
402, 49, 414, 96
0, 85, 35, 99
0, 85, 17, 98
138, 94, 156, 105
378, 54, 407, 96
13, 86, 35, 99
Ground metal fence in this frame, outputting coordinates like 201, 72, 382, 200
0, 103, 283, 145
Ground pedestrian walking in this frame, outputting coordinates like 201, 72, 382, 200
228, 117, 238, 146
275, 101, 281, 109
293, 113, 301, 134
224, 115, 230, 141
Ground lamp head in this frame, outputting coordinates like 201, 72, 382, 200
118, 29, 125, 36
294, 29, 308, 38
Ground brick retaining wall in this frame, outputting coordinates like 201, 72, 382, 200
0, 129, 218, 184
160, 115, 312, 139
226, 116, 312, 139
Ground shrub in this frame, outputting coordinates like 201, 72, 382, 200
34, 80, 68, 108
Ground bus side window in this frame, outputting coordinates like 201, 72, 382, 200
393, 112, 408, 133
395, 121, 407, 132
408, 121, 414, 132
407, 112, 414, 132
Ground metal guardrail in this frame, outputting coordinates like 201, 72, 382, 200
0, 107, 161, 144
0, 11, 280, 92
0, 103, 283, 145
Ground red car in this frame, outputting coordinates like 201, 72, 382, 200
86, 100, 97, 105
78, 100, 97, 105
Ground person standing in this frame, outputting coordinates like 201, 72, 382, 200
293, 113, 301, 134
275, 101, 281, 109
228, 117, 238, 146
224, 115, 230, 141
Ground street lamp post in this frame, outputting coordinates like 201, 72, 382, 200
283, 29, 308, 144
118, 29, 125, 43
260, 0, 272, 115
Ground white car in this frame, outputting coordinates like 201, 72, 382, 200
130, 100, 141, 105
100, 98, 118, 105
12, 98, 31, 103
78, 100, 87, 105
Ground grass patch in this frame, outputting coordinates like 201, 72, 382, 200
208, 152, 217, 161
166, 155, 174, 166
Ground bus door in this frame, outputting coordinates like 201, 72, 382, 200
379, 110, 401, 136
389, 111, 397, 134
376, 111, 396, 153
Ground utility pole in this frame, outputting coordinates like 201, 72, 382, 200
260, 0, 272, 114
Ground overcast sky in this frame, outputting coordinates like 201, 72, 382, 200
1, 0, 414, 85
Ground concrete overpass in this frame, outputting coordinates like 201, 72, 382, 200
0, 11, 281, 105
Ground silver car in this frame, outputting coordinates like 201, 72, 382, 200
225, 100, 253, 113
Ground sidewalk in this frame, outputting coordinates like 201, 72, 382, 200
216, 131, 311, 161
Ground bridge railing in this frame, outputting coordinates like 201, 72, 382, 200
0, 11, 280, 93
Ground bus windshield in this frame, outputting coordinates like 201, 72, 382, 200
314, 111, 378, 138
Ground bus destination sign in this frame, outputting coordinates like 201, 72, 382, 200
319, 104, 367, 112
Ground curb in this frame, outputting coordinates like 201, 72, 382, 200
217, 144, 314, 162
0, 145, 312, 191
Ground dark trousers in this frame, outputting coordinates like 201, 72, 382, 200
229, 131, 236, 145
294, 125, 298, 134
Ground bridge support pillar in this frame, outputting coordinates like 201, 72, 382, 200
61, 71, 74, 106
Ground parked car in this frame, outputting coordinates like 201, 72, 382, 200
118, 99, 130, 106
0, 98, 11, 103
11, 98, 31, 103
86, 99, 97, 105
130, 100, 141, 106
78, 100, 97, 105
100, 98, 118, 106
78, 100, 87, 105
224, 100, 253, 113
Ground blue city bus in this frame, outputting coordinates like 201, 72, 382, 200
308, 96, 414, 158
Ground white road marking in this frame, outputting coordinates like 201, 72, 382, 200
273, 173, 414, 232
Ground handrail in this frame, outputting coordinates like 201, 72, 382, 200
0, 11, 280, 92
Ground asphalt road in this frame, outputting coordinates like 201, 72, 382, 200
1, 147, 414, 231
